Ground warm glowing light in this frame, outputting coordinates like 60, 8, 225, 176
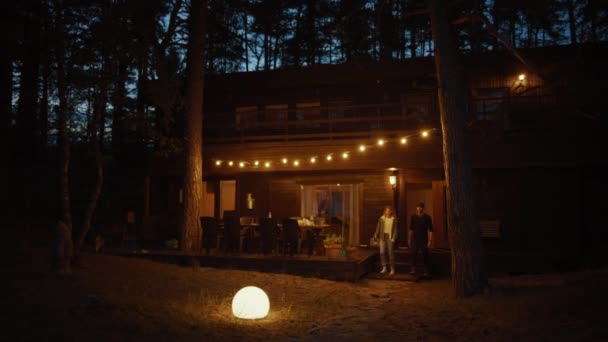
377, 139, 385, 146
254, 160, 259, 166
336, 183, 341, 187
421, 130, 429, 138
342, 152, 349, 159
359, 145, 366, 152
326, 155, 332, 161
518, 73, 526, 81
239, 162, 245, 168
228, 161, 234, 167
400, 137, 407, 145
264, 161, 271, 168
310, 157, 316, 163
232, 286, 270, 320
282, 158, 288, 164
389, 175, 397, 186
293, 160, 300, 167
215, 160, 222, 166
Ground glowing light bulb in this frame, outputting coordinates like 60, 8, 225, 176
215, 160, 222, 166
518, 73, 526, 81
293, 160, 300, 167
377, 139, 385, 146
421, 130, 429, 138
326, 155, 332, 161
239, 162, 245, 168
228, 161, 234, 167
264, 161, 271, 168
254, 160, 259, 166
282, 158, 288, 164
400, 137, 407, 145
310, 157, 316, 164
359, 145, 366, 152
342, 152, 349, 159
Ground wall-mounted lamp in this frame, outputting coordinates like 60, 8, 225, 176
389, 174, 397, 189
512, 73, 527, 95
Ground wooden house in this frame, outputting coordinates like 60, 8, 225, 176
142, 44, 607, 268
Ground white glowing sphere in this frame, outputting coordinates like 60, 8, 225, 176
231, 286, 270, 319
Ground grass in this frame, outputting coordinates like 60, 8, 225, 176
6, 230, 608, 341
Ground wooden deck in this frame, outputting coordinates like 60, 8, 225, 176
104, 247, 378, 282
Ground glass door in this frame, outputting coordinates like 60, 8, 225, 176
300, 183, 361, 246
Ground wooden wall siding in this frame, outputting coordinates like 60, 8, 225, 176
472, 169, 523, 252
269, 179, 300, 222
228, 170, 425, 245
519, 168, 582, 256
431, 181, 449, 248
205, 137, 444, 176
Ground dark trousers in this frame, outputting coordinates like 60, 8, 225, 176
412, 242, 430, 273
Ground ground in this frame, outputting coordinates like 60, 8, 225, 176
7, 235, 608, 341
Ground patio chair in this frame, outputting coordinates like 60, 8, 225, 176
223, 211, 240, 253
200, 216, 220, 255
258, 217, 277, 255
282, 218, 300, 256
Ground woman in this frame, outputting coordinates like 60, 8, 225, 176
373, 206, 398, 275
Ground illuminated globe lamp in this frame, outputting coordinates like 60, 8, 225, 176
232, 286, 270, 320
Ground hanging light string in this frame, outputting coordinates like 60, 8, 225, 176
213, 128, 437, 169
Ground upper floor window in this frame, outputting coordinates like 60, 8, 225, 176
235, 106, 258, 131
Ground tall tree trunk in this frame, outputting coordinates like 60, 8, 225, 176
566, 0, 577, 44
411, 27, 417, 58
243, 11, 249, 72
428, 0, 486, 298
17, 0, 41, 159
40, 54, 49, 151
54, 0, 73, 273
0, 33, 12, 152
112, 61, 127, 153
263, 32, 270, 70
76, 88, 105, 255
180, 0, 206, 253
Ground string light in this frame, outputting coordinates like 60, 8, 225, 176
213, 128, 437, 170
518, 73, 526, 81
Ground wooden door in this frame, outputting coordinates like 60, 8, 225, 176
431, 180, 449, 248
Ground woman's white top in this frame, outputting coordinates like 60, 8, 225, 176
383, 216, 394, 235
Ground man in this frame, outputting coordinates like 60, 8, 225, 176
408, 202, 433, 276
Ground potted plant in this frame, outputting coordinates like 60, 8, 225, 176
323, 234, 345, 258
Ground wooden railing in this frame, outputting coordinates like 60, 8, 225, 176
203, 92, 570, 144
469, 93, 565, 131
204, 102, 438, 144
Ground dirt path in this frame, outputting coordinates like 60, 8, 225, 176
297, 281, 407, 340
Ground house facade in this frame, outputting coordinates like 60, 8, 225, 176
143, 44, 607, 267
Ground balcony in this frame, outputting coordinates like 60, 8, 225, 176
204, 101, 437, 144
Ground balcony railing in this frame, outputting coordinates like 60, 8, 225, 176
203, 91, 571, 144
204, 102, 437, 144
